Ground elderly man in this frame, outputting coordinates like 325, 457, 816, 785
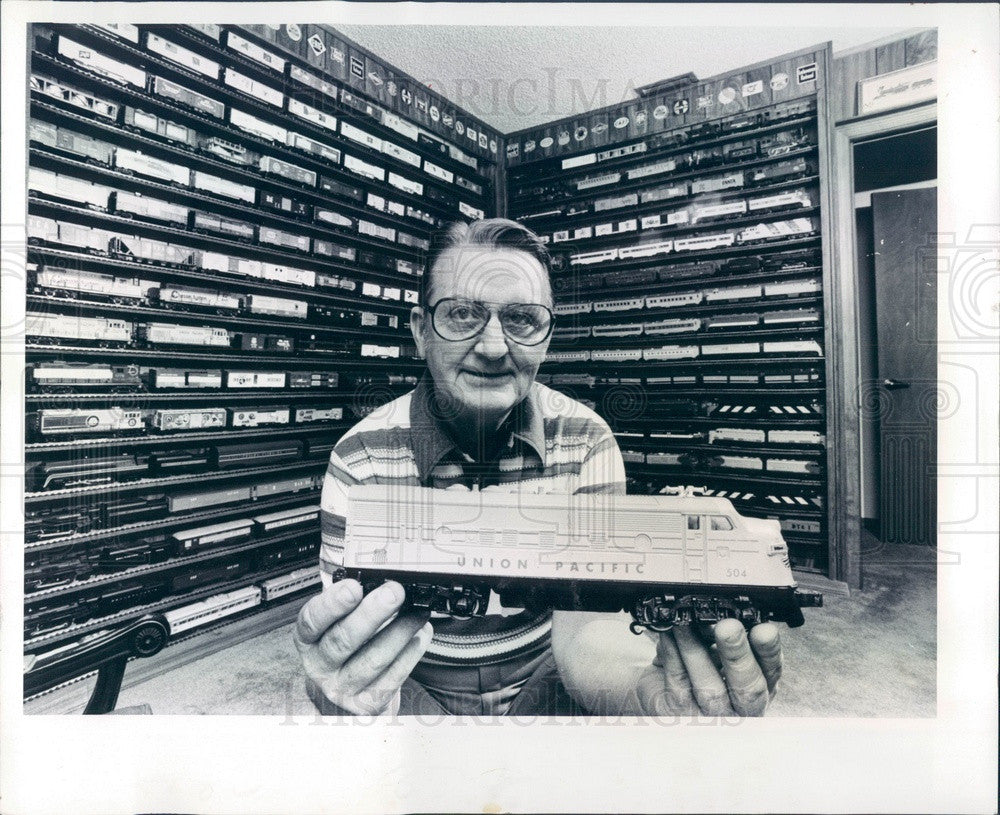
295, 218, 782, 716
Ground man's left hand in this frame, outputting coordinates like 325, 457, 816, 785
635, 619, 781, 716
551, 611, 782, 717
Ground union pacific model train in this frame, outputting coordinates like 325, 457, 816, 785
340, 486, 822, 631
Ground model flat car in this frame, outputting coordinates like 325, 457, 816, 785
339, 485, 822, 632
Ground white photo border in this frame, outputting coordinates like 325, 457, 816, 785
1, 3, 997, 813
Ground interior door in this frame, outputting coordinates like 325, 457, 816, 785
871, 187, 937, 545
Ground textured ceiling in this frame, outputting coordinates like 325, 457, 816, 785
334, 24, 917, 133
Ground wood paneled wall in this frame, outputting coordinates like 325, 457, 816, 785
831, 29, 937, 123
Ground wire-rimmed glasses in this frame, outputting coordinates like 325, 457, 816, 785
427, 298, 554, 346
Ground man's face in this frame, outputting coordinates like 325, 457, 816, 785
410, 246, 552, 425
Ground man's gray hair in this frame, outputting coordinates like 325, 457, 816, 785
419, 218, 553, 306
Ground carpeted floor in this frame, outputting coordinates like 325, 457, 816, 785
29, 541, 937, 717
768, 542, 936, 717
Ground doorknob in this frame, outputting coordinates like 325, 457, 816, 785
883, 378, 910, 390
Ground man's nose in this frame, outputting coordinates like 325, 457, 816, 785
474, 312, 509, 358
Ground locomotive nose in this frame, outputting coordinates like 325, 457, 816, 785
739, 516, 788, 557
743, 515, 783, 539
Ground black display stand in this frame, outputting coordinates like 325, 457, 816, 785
23, 23, 499, 688
23, 614, 169, 713
505, 46, 832, 575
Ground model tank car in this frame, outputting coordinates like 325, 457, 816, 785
339, 485, 822, 632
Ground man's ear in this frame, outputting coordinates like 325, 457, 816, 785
410, 306, 427, 359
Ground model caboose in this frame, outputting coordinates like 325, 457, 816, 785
340, 485, 822, 632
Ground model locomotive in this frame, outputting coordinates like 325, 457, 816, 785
340, 485, 822, 632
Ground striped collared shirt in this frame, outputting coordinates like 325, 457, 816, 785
320, 374, 626, 666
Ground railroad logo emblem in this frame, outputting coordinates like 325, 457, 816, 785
796, 63, 817, 84
307, 34, 326, 56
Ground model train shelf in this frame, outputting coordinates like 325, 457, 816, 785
339, 485, 822, 631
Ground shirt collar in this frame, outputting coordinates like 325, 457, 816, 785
409, 372, 546, 481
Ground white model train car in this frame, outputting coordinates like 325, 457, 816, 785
35, 267, 157, 302
164, 586, 262, 636
27, 313, 133, 345
341, 486, 822, 631
114, 149, 190, 186
56, 35, 146, 88
643, 345, 700, 361
260, 567, 322, 602
229, 108, 288, 143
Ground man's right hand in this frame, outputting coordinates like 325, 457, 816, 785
293, 578, 432, 715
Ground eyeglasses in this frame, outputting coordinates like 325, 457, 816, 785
426, 298, 554, 346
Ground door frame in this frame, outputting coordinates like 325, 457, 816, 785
829, 102, 937, 587
682, 514, 707, 582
